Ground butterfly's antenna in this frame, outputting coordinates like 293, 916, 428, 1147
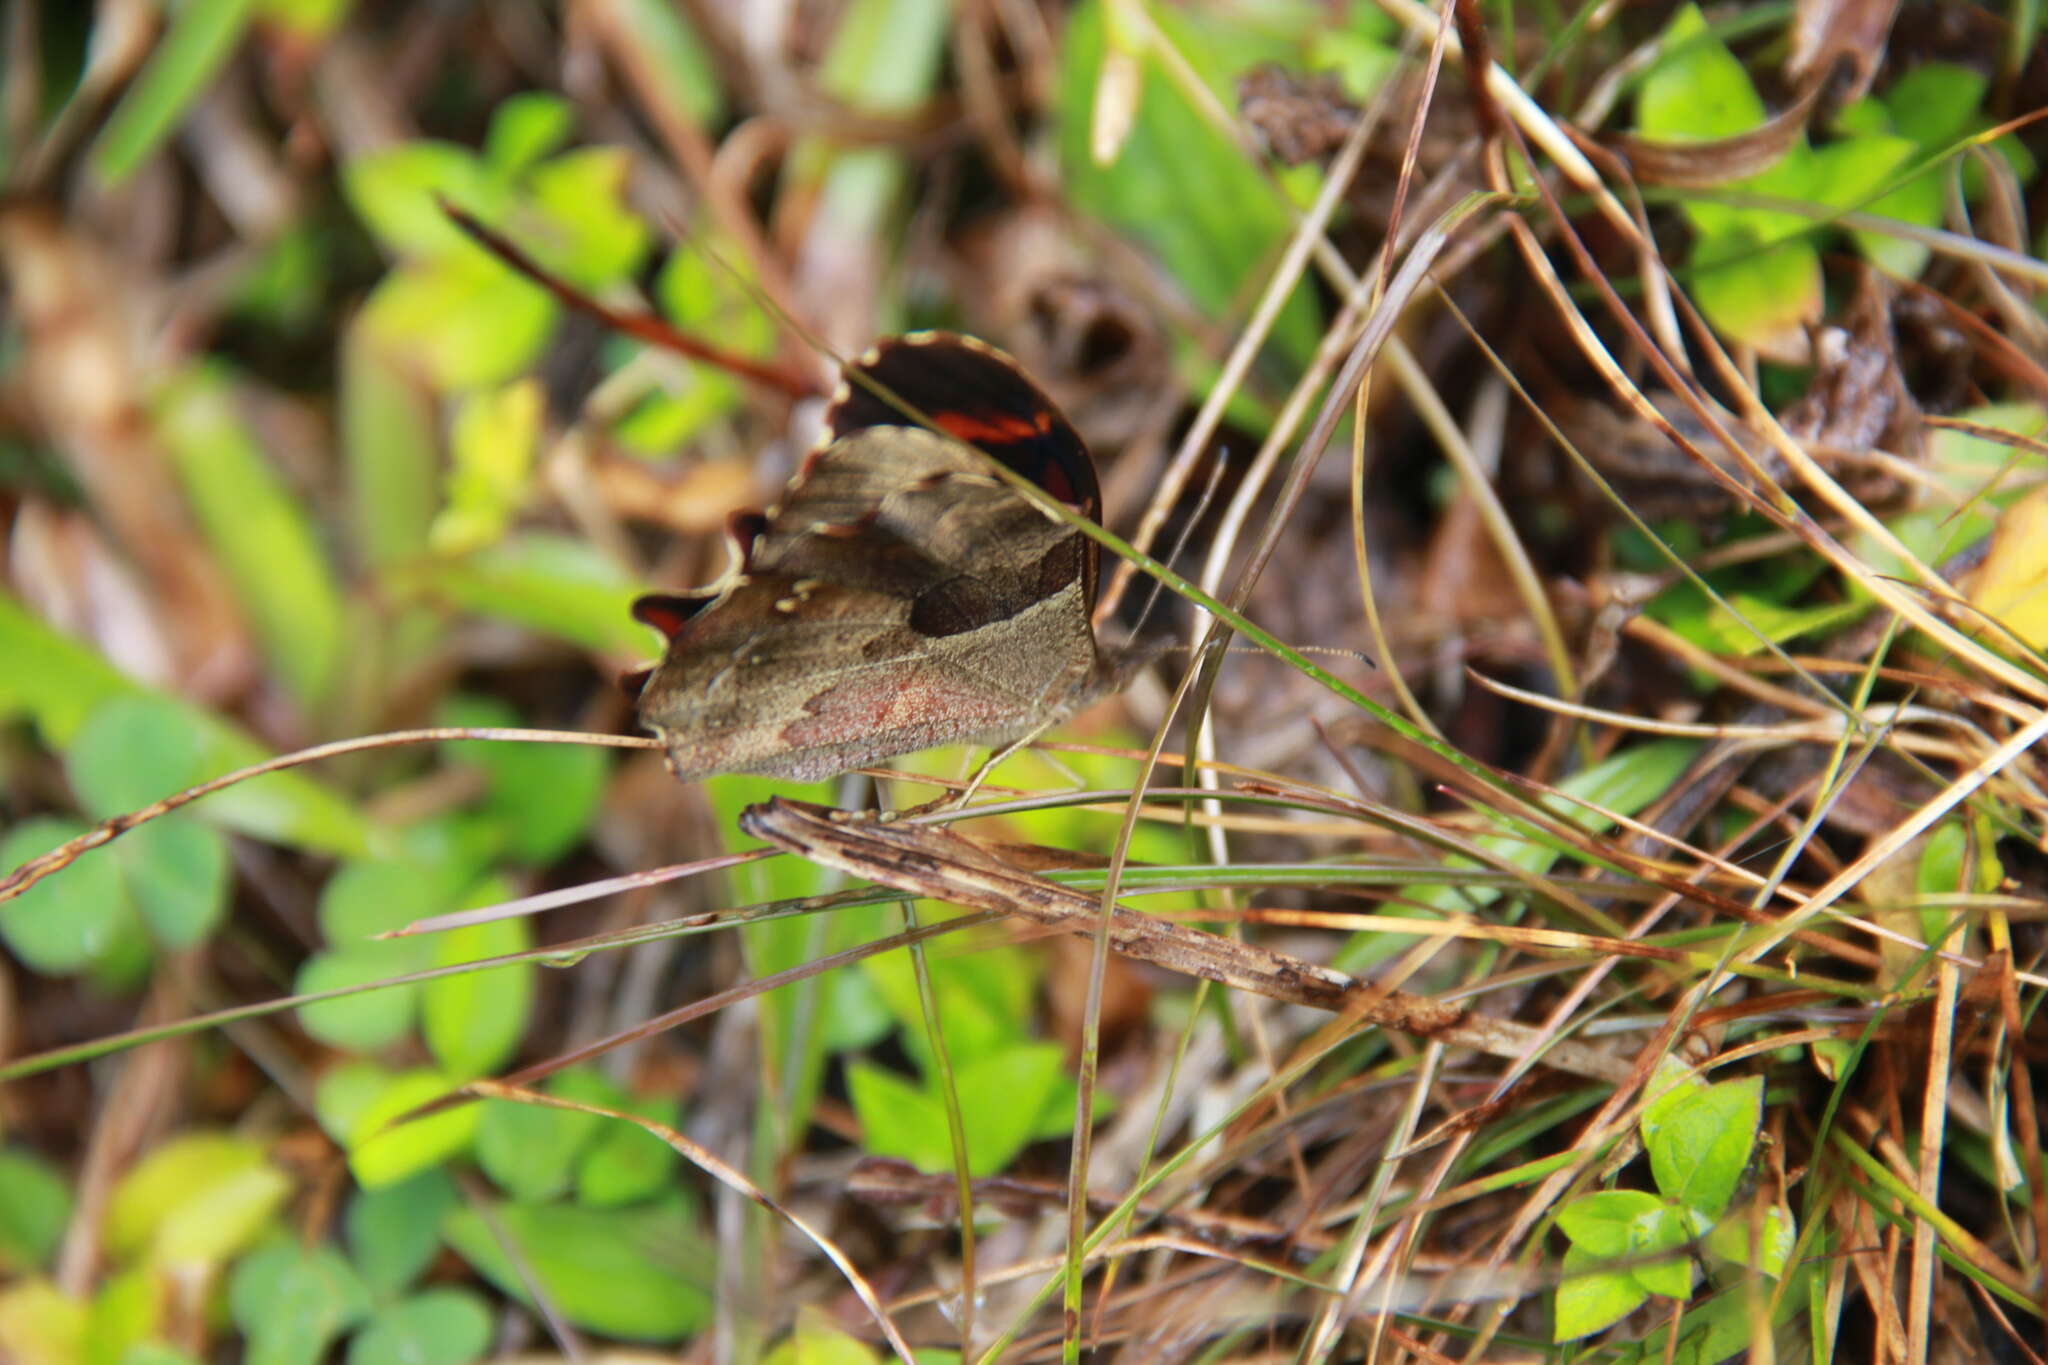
1118, 447, 1233, 642
439, 201, 818, 400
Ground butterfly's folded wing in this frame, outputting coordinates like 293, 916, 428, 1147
633, 336, 1114, 785
644, 570, 1096, 782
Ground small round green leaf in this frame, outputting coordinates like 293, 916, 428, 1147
1646, 1076, 1763, 1219
576, 1093, 682, 1209
475, 1091, 602, 1202
419, 904, 533, 1080
1555, 1249, 1650, 1342
0, 819, 145, 977
105, 1133, 285, 1267
0, 1149, 73, 1273
442, 1197, 711, 1342
120, 818, 229, 949
1555, 1189, 1666, 1259
437, 695, 610, 864
346, 1169, 458, 1300
65, 696, 205, 819
228, 1240, 371, 1365
295, 946, 422, 1054
317, 858, 468, 944
345, 1070, 479, 1190
345, 1289, 492, 1365
1704, 1203, 1795, 1277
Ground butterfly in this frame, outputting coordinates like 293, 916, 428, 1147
626, 332, 1130, 785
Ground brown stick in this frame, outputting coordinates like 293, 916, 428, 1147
739, 798, 1633, 1084
440, 201, 818, 400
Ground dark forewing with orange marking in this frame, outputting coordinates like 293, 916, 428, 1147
828, 332, 1100, 519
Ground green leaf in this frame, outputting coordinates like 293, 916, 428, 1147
0, 588, 138, 747
484, 93, 577, 174
342, 318, 441, 571
1636, 6, 1765, 143
105, 1134, 285, 1267
315, 1061, 396, 1145
120, 820, 230, 950
85, 1266, 160, 1365
846, 1064, 945, 1171
109, 1344, 202, 1365
412, 532, 644, 653
575, 1090, 683, 1208
1688, 229, 1821, 358
342, 143, 509, 261
1657, 583, 1867, 658
66, 696, 207, 817
346, 1170, 458, 1300
419, 903, 534, 1079
1652, 1265, 1814, 1364
1056, 0, 1320, 366
1555, 1189, 1666, 1258
0, 1149, 72, 1274
850, 1044, 1066, 1177
861, 916, 1043, 1070
66, 699, 233, 948
951, 1043, 1067, 1176
521, 147, 653, 288
318, 857, 471, 944
1640, 1055, 1706, 1139
1645, 1075, 1762, 1218
294, 945, 422, 1054
0, 594, 368, 854
1625, 1203, 1695, 1299
91, 0, 260, 185
763, 1309, 883, 1365
475, 1089, 604, 1202
0, 1278, 88, 1365
442, 1197, 713, 1342
1703, 1203, 1794, 1276
429, 379, 543, 556
638, 241, 776, 450
344, 1069, 480, 1190
1918, 819, 2002, 897
1881, 63, 1988, 148
346, 1289, 492, 1365
359, 255, 556, 392
155, 365, 348, 709
0, 819, 145, 977
151, 1166, 290, 1268
257, 0, 350, 40
228, 1240, 372, 1365
1804, 133, 1919, 214
437, 696, 611, 864
1850, 169, 1943, 278
1554, 1245, 1649, 1341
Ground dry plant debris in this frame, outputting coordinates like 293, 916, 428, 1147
1, 2, 2046, 1363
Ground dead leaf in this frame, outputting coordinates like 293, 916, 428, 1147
1965, 485, 2048, 649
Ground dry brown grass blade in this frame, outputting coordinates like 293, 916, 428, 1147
738, 797, 1631, 1084
1608, 75, 1826, 188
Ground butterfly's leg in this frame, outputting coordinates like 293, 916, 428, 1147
883, 720, 1057, 822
